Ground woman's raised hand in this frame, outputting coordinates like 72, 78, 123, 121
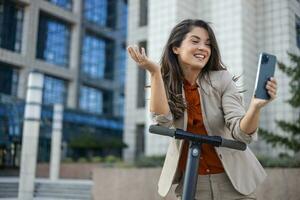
127, 45, 160, 75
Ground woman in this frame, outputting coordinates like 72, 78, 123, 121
127, 19, 277, 200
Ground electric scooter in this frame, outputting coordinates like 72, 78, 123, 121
149, 125, 247, 200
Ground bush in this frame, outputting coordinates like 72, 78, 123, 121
91, 156, 103, 163
77, 157, 88, 163
104, 155, 121, 164
134, 155, 165, 168
62, 157, 73, 163
257, 155, 300, 168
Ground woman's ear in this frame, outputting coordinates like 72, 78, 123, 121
172, 46, 179, 55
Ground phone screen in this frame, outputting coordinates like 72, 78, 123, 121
254, 52, 276, 100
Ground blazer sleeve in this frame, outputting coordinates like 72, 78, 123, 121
151, 111, 174, 128
221, 74, 258, 144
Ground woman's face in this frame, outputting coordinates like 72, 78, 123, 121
173, 27, 211, 72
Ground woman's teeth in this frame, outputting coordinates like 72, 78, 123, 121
194, 54, 205, 60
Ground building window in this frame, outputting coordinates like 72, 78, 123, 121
135, 124, 145, 159
47, 0, 72, 10
0, 63, 18, 96
103, 90, 113, 115
83, 0, 116, 28
139, 0, 148, 26
137, 41, 147, 108
120, 0, 128, 37
117, 44, 127, 86
117, 93, 124, 117
79, 86, 103, 114
0, 1, 23, 52
296, 15, 300, 49
81, 34, 114, 80
43, 76, 67, 105
36, 13, 70, 67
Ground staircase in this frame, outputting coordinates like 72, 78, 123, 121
0, 178, 92, 200
0, 179, 18, 198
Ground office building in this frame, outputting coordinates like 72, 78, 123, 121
0, 0, 127, 167
124, 0, 300, 161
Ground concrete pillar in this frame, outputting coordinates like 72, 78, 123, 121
50, 104, 64, 181
67, 0, 82, 109
18, 71, 44, 200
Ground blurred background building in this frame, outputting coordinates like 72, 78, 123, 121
124, 0, 300, 161
0, 0, 299, 166
0, 0, 127, 168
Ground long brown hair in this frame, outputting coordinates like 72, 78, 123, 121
160, 19, 226, 119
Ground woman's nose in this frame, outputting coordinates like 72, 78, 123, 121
197, 43, 208, 50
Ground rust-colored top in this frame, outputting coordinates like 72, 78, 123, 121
178, 80, 225, 175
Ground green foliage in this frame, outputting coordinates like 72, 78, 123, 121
277, 52, 300, 107
104, 155, 121, 163
78, 157, 88, 163
62, 157, 73, 163
257, 154, 300, 168
259, 52, 300, 154
69, 132, 127, 150
134, 155, 165, 167
91, 156, 103, 163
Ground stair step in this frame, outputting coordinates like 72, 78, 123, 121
0, 179, 92, 200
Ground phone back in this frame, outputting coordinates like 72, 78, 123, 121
254, 52, 276, 99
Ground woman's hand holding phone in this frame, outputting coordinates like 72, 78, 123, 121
251, 52, 278, 109
251, 77, 277, 109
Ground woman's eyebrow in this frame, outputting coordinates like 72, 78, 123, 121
190, 35, 210, 42
190, 35, 200, 40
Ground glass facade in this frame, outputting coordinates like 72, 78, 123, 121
117, 93, 124, 117
83, 0, 116, 28
0, 63, 18, 96
102, 90, 113, 115
47, 0, 72, 10
81, 34, 106, 79
0, 0, 128, 168
120, 0, 128, 37
43, 76, 67, 105
79, 86, 103, 114
36, 13, 70, 67
115, 45, 126, 117
0, 1, 23, 52
81, 34, 114, 80
117, 44, 127, 86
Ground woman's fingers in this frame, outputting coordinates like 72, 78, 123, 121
128, 45, 146, 64
141, 47, 146, 61
266, 77, 277, 99
134, 45, 144, 63
127, 46, 140, 62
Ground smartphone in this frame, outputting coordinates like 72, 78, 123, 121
254, 52, 276, 100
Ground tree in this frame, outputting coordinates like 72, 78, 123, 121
259, 52, 300, 154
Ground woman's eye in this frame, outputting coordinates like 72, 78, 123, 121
192, 40, 199, 44
205, 43, 211, 46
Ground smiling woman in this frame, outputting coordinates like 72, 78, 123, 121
127, 19, 277, 200
172, 27, 212, 81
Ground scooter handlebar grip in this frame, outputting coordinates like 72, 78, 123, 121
221, 138, 247, 151
149, 125, 175, 137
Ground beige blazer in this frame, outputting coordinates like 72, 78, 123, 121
152, 70, 267, 198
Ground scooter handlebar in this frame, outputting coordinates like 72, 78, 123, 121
149, 125, 247, 151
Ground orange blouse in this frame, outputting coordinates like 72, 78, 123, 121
178, 80, 224, 175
